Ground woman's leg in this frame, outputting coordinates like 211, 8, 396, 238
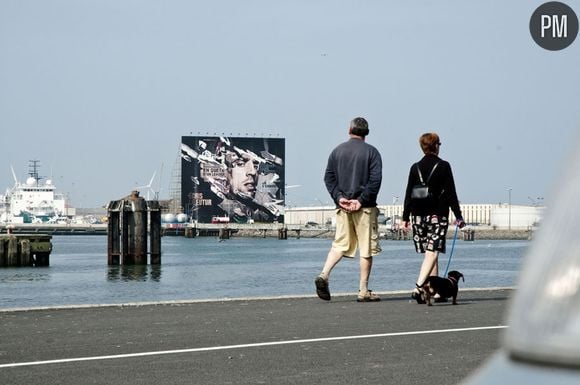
429, 254, 439, 277
416, 250, 439, 287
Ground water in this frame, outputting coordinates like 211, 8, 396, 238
0, 236, 529, 309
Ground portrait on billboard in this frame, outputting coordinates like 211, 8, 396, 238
181, 136, 285, 224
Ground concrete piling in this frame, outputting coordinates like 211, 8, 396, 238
149, 201, 161, 265
218, 228, 230, 240
278, 228, 288, 240
20, 239, 31, 266
128, 194, 148, 265
0, 234, 52, 267
7, 236, 18, 266
107, 191, 161, 266
108, 209, 121, 265
463, 229, 475, 241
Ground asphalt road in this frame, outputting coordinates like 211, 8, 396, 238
0, 289, 512, 385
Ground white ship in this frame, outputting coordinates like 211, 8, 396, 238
0, 160, 76, 224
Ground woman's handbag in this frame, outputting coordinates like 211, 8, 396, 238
411, 163, 439, 200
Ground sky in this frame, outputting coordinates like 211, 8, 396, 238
1, 0, 579, 209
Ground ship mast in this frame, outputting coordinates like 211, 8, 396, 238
28, 159, 43, 186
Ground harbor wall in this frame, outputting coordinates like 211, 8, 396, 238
186, 226, 533, 240
0, 224, 533, 240
0, 224, 107, 235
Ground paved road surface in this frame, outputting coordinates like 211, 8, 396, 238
0, 289, 512, 385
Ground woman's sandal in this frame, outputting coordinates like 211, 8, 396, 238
411, 284, 426, 304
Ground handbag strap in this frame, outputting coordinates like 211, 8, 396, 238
416, 165, 425, 184
416, 162, 439, 185
426, 162, 439, 182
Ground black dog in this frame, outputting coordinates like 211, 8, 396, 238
420, 270, 464, 306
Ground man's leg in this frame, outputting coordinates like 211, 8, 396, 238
359, 255, 372, 293
315, 248, 343, 301
320, 248, 343, 281
316, 209, 353, 301
354, 208, 381, 302
357, 256, 380, 301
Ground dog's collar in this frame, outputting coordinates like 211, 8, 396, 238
448, 277, 458, 283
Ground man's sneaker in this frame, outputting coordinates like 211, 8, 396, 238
357, 290, 381, 302
315, 276, 331, 301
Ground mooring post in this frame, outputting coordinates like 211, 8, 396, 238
107, 191, 161, 266
219, 228, 230, 240
121, 203, 131, 264
20, 239, 31, 266
7, 236, 18, 266
107, 202, 121, 265
278, 228, 288, 240
0, 235, 51, 267
463, 229, 475, 241
149, 200, 161, 265
35, 252, 50, 267
129, 192, 148, 265
0, 238, 6, 266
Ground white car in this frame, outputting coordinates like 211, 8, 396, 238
462, 145, 580, 383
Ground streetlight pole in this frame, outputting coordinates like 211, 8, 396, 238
392, 196, 399, 230
507, 188, 512, 231
316, 198, 325, 226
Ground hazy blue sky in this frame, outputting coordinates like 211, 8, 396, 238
1, 0, 578, 209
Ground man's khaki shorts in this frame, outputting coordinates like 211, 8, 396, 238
331, 206, 381, 258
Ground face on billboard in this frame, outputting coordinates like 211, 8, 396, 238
227, 153, 258, 199
181, 136, 285, 223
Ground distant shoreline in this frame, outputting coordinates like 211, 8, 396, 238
449, 228, 533, 240
0, 224, 533, 241
230, 227, 534, 241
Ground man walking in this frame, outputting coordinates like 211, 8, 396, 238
315, 117, 383, 302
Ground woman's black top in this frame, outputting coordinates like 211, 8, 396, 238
402, 154, 463, 222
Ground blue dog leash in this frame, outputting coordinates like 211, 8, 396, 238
443, 224, 459, 276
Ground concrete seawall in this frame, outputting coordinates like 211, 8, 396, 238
0, 224, 534, 240
230, 227, 533, 240
460, 229, 533, 240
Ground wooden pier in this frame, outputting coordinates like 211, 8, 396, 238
0, 233, 52, 267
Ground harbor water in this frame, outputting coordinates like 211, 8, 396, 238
0, 236, 529, 309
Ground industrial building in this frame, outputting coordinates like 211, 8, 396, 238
284, 203, 545, 230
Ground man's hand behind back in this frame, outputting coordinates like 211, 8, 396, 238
338, 198, 361, 212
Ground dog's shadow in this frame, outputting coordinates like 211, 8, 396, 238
422, 294, 512, 306
459, 296, 512, 304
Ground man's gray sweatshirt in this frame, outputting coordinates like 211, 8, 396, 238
324, 138, 382, 208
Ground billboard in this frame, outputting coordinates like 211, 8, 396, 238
181, 136, 285, 224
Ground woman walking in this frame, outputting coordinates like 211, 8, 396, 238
402, 133, 465, 303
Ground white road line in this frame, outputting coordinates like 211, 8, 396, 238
0, 325, 507, 369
